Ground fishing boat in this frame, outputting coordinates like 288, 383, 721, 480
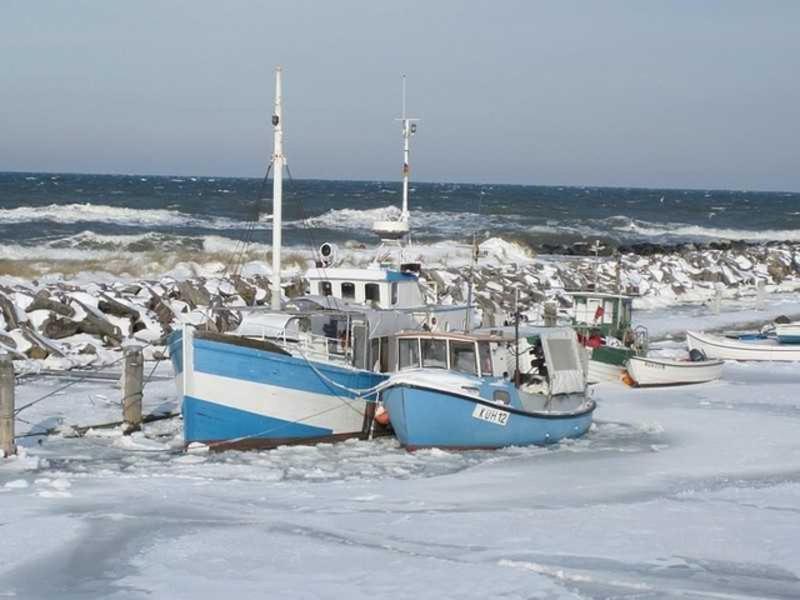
570, 289, 645, 383
169, 68, 476, 449
626, 354, 723, 387
775, 323, 800, 344
379, 328, 595, 450
687, 330, 800, 362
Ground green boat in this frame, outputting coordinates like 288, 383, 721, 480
568, 291, 644, 383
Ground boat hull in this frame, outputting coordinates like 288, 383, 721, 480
169, 329, 386, 449
586, 346, 635, 383
687, 330, 800, 362
626, 356, 723, 387
775, 324, 800, 345
381, 384, 594, 450
587, 359, 624, 383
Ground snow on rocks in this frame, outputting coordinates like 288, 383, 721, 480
0, 241, 798, 370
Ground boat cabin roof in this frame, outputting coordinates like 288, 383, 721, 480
305, 267, 417, 283
567, 291, 633, 301
392, 330, 507, 343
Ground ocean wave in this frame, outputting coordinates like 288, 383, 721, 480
0, 203, 265, 230
601, 216, 800, 242
0, 231, 520, 279
298, 205, 510, 235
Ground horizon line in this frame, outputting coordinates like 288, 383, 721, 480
0, 169, 797, 196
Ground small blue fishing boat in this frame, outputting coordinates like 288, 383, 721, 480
379, 329, 595, 450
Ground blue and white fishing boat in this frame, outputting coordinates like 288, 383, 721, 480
378, 328, 595, 450
169, 68, 476, 449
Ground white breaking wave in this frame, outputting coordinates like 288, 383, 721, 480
609, 217, 800, 242
0, 203, 265, 230
298, 205, 510, 235
0, 230, 536, 279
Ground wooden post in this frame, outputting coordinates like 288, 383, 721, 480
122, 346, 143, 433
543, 301, 557, 327
0, 354, 16, 457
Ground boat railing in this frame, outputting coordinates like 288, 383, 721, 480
247, 325, 351, 365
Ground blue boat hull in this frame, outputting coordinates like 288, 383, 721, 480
168, 329, 387, 449
381, 384, 595, 450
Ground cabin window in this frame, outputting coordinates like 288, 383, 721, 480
370, 338, 380, 371
341, 282, 356, 300
391, 282, 398, 305
352, 324, 367, 369
398, 338, 420, 370
379, 336, 390, 372
421, 339, 447, 369
493, 390, 510, 404
365, 283, 380, 304
449, 340, 477, 375
478, 342, 492, 376
604, 300, 615, 324
320, 281, 332, 296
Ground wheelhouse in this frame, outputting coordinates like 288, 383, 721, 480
305, 267, 423, 309
385, 331, 506, 377
569, 291, 633, 339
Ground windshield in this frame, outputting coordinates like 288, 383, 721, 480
478, 342, 492, 376
421, 339, 447, 369
449, 340, 477, 375
398, 338, 420, 370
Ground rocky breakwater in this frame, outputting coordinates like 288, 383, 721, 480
0, 240, 798, 370
0, 274, 283, 371
422, 240, 800, 325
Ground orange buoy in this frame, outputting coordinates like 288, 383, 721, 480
374, 405, 390, 426
621, 371, 636, 387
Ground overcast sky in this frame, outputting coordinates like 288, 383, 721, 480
1, 1, 798, 190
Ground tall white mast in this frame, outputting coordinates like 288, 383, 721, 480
270, 66, 285, 311
372, 75, 417, 241
400, 75, 411, 221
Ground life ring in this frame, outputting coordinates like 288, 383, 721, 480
374, 405, 390, 426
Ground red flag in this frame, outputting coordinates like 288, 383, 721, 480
594, 305, 605, 322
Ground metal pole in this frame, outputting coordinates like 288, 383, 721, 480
271, 66, 285, 311
514, 288, 521, 388
0, 354, 15, 457
122, 346, 144, 433
713, 280, 722, 316
756, 279, 766, 310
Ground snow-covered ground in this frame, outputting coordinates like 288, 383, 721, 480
638, 294, 800, 340
2, 343, 800, 597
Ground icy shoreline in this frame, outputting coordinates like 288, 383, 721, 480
0, 239, 799, 596
0, 238, 798, 371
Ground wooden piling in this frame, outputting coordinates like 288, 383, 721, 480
122, 346, 144, 433
543, 301, 558, 327
0, 354, 16, 456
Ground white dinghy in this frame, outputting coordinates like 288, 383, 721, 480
626, 355, 723, 387
687, 330, 800, 362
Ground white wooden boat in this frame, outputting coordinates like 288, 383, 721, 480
687, 330, 800, 362
626, 355, 723, 387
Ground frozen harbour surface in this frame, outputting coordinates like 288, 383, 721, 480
2, 360, 800, 597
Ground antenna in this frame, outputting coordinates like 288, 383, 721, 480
396, 74, 419, 221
